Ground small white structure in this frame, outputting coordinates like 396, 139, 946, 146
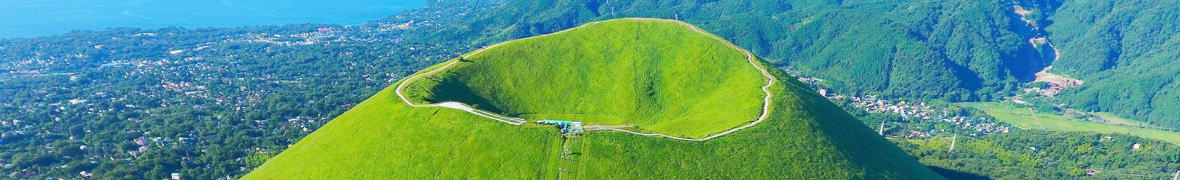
537, 120, 583, 134
1132, 143, 1142, 150
171, 173, 180, 180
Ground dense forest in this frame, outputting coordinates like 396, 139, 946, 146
1, 0, 1178, 179
1035, 0, 1180, 129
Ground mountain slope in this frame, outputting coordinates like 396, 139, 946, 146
414, 0, 1053, 101
1029, 0, 1180, 128
245, 18, 941, 179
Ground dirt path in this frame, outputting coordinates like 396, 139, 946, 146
393, 18, 775, 142
1028, 108, 1046, 130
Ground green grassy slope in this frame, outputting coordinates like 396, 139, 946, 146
566, 67, 942, 179
402, 19, 765, 138
243, 85, 564, 179
245, 18, 941, 179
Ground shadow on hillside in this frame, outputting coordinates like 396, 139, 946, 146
929, 166, 990, 180
428, 77, 507, 114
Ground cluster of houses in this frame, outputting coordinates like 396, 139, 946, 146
1025, 80, 1082, 97
826, 93, 1011, 137
237, 26, 349, 46
1027, 70, 1084, 97
792, 75, 1013, 138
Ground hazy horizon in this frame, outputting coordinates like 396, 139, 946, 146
0, 0, 426, 39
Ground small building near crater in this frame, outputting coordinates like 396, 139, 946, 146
537, 120, 583, 134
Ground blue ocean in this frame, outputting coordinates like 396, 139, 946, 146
0, 0, 427, 39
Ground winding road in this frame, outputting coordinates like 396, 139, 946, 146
393, 18, 776, 141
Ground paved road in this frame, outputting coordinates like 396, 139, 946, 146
393, 18, 775, 141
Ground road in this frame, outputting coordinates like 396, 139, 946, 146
393, 18, 776, 141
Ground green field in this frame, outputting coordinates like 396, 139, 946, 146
246, 18, 940, 179
959, 102, 1180, 145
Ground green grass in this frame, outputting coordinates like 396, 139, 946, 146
246, 18, 941, 179
959, 102, 1180, 145
243, 86, 564, 179
402, 18, 765, 138
562, 70, 942, 179
1092, 112, 1156, 128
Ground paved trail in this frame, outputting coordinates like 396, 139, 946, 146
393, 18, 775, 141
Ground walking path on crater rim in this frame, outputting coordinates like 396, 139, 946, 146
393, 18, 776, 141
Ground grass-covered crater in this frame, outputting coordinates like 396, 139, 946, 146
401, 18, 768, 138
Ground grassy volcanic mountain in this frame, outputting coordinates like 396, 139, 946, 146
245, 18, 941, 179
400, 18, 767, 139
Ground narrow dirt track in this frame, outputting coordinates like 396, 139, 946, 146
393, 18, 775, 141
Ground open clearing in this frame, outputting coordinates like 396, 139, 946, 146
959, 102, 1180, 144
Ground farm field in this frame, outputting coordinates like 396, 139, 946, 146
958, 102, 1180, 145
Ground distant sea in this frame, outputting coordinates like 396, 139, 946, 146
0, 0, 427, 39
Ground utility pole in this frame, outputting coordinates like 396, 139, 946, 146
949, 134, 958, 152
878, 120, 886, 136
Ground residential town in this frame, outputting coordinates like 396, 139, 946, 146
794, 75, 1012, 139
0, 7, 481, 177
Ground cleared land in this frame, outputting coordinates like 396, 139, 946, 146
959, 102, 1180, 144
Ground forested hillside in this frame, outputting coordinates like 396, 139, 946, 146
1028, 0, 1180, 129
